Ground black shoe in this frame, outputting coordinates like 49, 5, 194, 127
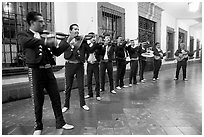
133, 81, 137, 84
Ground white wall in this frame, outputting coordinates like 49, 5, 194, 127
76, 2, 98, 35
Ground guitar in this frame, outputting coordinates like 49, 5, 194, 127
154, 50, 171, 60
176, 49, 201, 62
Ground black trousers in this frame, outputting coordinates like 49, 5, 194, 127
115, 59, 126, 87
28, 68, 66, 130
139, 59, 146, 81
100, 61, 114, 92
129, 60, 138, 84
153, 59, 162, 79
175, 61, 187, 79
87, 63, 100, 97
64, 62, 86, 109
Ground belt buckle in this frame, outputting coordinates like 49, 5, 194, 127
39, 64, 51, 69
103, 59, 108, 62
90, 61, 94, 64
45, 64, 51, 68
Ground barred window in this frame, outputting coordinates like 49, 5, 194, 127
138, 16, 155, 46
98, 3, 125, 40
102, 11, 121, 39
2, 2, 54, 68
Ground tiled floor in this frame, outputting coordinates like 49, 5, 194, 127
2, 63, 202, 135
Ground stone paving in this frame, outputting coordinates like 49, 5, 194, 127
2, 63, 202, 135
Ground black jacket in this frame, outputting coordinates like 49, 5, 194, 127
115, 41, 128, 59
98, 42, 115, 62
86, 42, 101, 62
126, 45, 139, 59
174, 49, 192, 62
153, 48, 166, 60
138, 45, 147, 61
62, 36, 89, 63
17, 30, 70, 67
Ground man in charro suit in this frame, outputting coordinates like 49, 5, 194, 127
115, 36, 129, 89
61, 24, 90, 113
99, 34, 116, 94
126, 39, 139, 86
138, 42, 148, 83
17, 11, 74, 135
152, 42, 167, 81
174, 43, 194, 81
84, 32, 101, 101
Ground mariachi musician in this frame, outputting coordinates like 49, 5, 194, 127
84, 32, 101, 101
17, 11, 74, 135
152, 42, 169, 81
126, 39, 139, 86
61, 23, 92, 113
98, 33, 116, 94
174, 43, 194, 81
115, 36, 129, 89
138, 40, 152, 82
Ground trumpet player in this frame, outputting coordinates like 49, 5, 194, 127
138, 41, 147, 82
17, 11, 74, 135
84, 32, 101, 101
126, 39, 139, 86
115, 36, 129, 89
99, 34, 116, 94
152, 42, 167, 81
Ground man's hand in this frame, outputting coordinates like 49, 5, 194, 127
159, 53, 163, 57
179, 53, 183, 57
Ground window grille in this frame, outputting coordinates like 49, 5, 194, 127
138, 16, 155, 47
100, 5, 123, 40
2, 2, 54, 68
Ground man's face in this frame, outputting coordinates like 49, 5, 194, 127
30, 15, 45, 32
70, 25, 79, 37
180, 43, 185, 49
156, 44, 160, 49
90, 36, 96, 43
131, 41, 135, 46
104, 36, 110, 43
117, 37, 122, 43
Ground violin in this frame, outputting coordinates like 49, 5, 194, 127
41, 30, 94, 40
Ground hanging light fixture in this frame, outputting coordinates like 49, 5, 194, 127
188, 2, 200, 12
